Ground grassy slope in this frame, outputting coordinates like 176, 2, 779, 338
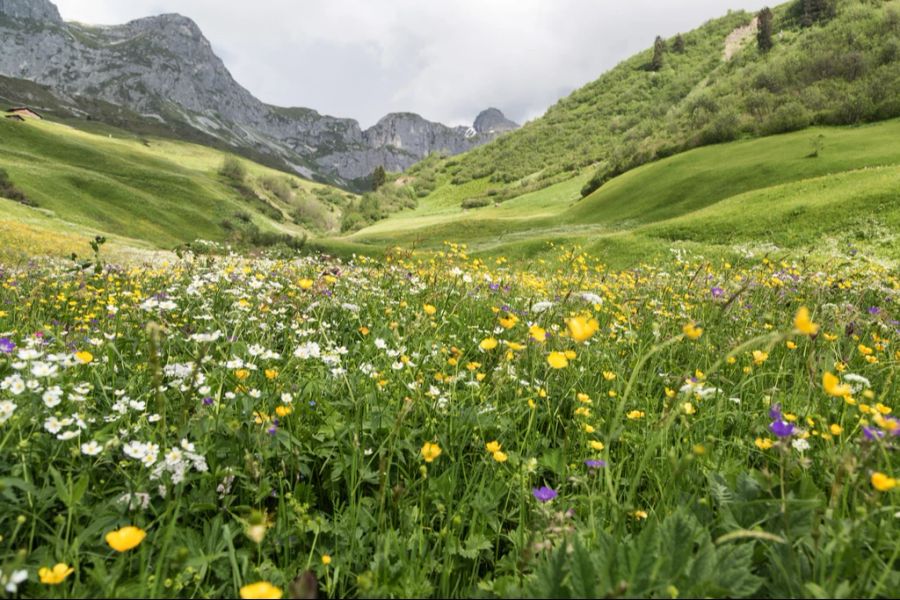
0, 118, 351, 251
396, 0, 900, 214
348, 119, 900, 266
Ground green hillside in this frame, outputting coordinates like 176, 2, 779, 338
348, 118, 900, 266
385, 0, 900, 214
0, 117, 355, 259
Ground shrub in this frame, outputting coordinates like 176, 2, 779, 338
0, 169, 34, 206
220, 156, 247, 183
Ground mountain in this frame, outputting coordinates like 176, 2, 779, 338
401, 0, 900, 206
0, 0, 518, 190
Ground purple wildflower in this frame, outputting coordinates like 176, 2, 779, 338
0, 337, 14, 354
770, 420, 794, 438
710, 287, 725, 299
532, 486, 558, 502
868, 306, 881, 315
768, 403, 783, 420
584, 459, 607, 470
202, 397, 214, 406
863, 426, 885, 441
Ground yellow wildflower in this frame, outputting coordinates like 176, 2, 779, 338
682, 322, 703, 340
871, 472, 896, 492
38, 563, 74, 585
547, 352, 569, 369
793, 307, 819, 335
421, 442, 442, 463
479, 338, 498, 351
566, 316, 598, 342
823, 372, 851, 397
105, 525, 146, 552
240, 581, 283, 599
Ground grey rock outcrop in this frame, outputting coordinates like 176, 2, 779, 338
474, 108, 518, 135
0, 0, 518, 188
0, 0, 61, 23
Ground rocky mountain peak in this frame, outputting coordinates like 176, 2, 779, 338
0, 0, 519, 189
474, 108, 518, 134
124, 13, 204, 38
0, 0, 61, 23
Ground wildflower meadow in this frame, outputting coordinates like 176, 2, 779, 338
0, 244, 897, 598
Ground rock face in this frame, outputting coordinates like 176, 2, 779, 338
474, 108, 518, 135
0, 0, 61, 23
0, 0, 518, 188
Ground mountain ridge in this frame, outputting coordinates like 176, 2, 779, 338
0, 0, 518, 190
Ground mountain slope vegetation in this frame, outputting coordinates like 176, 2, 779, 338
0, 117, 355, 257
398, 0, 900, 210
349, 118, 900, 266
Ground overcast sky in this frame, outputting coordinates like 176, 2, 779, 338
52, 0, 772, 128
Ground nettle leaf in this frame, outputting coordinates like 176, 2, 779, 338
714, 543, 763, 598
528, 545, 570, 599
568, 536, 598, 598
457, 532, 492, 559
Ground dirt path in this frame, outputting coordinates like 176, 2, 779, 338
724, 17, 758, 61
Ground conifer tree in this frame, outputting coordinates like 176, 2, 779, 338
757, 7, 774, 52
650, 36, 666, 71
371, 165, 386, 191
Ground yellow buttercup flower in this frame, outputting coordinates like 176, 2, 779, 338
240, 581, 283, 599
421, 442, 442, 463
423, 304, 437, 316
38, 563, 74, 585
626, 410, 645, 420
682, 322, 703, 340
829, 424, 842, 436
547, 352, 569, 369
298, 279, 314, 290
479, 338, 498, 351
822, 372, 851, 397
321, 554, 332, 566
590, 440, 605, 451
75, 351, 93, 364
485, 441, 502, 453
871, 472, 896, 492
793, 307, 819, 335
492, 451, 508, 463
529, 325, 547, 342
682, 402, 696, 415
498, 314, 518, 329
105, 525, 146, 552
754, 438, 773, 450
566, 316, 598, 342
752, 350, 768, 365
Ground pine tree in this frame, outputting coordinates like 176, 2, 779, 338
371, 165, 386, 191
757, 8, 774, 52
801, 0, 835, 27
650, 36, 666, 71
673, 34, 685, 54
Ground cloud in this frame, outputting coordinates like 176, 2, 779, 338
52, 0, 771, 127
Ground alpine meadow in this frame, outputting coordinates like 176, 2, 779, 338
0, 0, 898, 599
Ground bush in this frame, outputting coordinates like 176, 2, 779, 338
220, 156, 247, 183
760, 102, 811, 135
461, 198, 491, 209
0, 169, 34, 206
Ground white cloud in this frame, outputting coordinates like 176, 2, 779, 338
52, 0, 772, 127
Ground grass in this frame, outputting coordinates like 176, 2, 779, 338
348, 119, 900, 266
0, 118, 351, 250
0, 246, 896, 598
395, 0, 900, 213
